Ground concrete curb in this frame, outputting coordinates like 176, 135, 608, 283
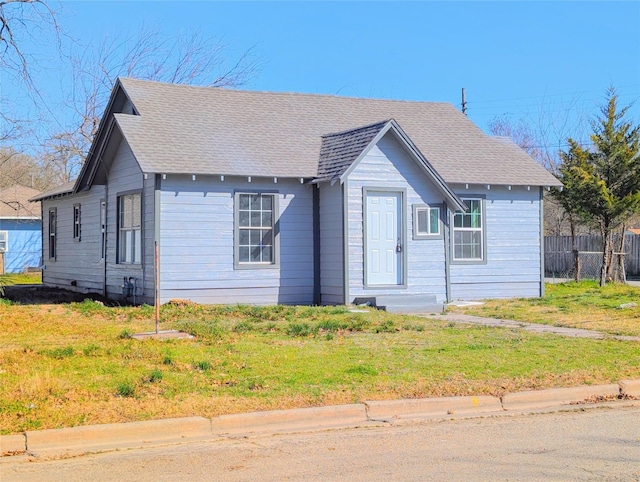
2, 379, 639, 458
25, 416, 211, 457
620, 379, 640, 397
502, 384, 620, 411
365, 395, 503, 420
0, 434, 25, 455
213, 404, 369, 435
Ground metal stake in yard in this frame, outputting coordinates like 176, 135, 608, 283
155, 241, 160, 334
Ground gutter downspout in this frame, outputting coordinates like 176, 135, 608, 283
312, 184, 321, 305
444, 201, 451, 303
540, 187, 545, 297
154, 174, 162, 306
103, 173, 109, 297
342, 181, 349, 305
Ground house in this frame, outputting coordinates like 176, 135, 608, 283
0, 184, 42, 274
32, 78, 561, 311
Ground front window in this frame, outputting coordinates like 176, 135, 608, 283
235, 193, 278, 267
48, 208, 57, 259
118, 193, 141, 264
413, 204, 441, 238
453, 198, 484, 261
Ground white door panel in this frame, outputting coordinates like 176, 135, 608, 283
366, 192, 402, 285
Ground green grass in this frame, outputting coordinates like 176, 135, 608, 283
448, 280, 640, 337
1, 288, 639, 435
0, 272, 42, 286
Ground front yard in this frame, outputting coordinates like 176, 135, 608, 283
0, 278, 638, 435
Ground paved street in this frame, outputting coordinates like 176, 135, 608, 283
3, 404, 639, 481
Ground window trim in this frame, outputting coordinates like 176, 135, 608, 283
0, 230, 8, 253
117, 191, 142, 265
48, 208, 57, 260
412, 203, 443, 240
450, 196, 487, 265
73, 203, 81, 241
233, 191, 280, 270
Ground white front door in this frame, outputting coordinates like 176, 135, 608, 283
366, 192, 402, 285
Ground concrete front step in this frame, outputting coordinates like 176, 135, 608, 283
353, 294, 443, 313
385, 303, 443, 313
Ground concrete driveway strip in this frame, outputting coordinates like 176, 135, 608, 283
429, 313, 640, 341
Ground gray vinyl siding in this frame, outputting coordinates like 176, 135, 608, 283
158, 176, 314, 305
41, 187, 106, 293
319, 182, 344, 304
449, 185, 542, 299
345, 133, 448, 303
104, 138, 148, 303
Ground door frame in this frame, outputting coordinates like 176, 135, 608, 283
362, 187, 407, 289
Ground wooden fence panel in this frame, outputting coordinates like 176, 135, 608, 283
544, 234, 640, 277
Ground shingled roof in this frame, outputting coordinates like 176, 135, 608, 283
0, 185, 41, 219
317, 120, 389, 182
98, 78, 561, 187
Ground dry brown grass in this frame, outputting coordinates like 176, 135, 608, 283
1, 290, 639, 434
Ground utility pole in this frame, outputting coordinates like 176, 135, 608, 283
461, 88, 467, 116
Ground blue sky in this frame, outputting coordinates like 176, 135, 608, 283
4, 1, 640, 149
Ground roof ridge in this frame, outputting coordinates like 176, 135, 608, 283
321, 119, 391, 138
118, 77, 452, 106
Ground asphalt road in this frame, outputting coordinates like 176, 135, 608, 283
3, 404, 639, 481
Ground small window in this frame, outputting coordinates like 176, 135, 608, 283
118, 193, 141, 264
234, 192, 278, 268
413, 204, 441, 239
0, 231, 8, 253
452, 198, 485, 262
100, 200, 106, 259
73, 204, 81, 241
49, 208, 57, 259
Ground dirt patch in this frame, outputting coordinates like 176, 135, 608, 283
2, 284, 117, 305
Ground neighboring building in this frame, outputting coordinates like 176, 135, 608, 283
0, 184, 42, 274
32, 78, 561, 311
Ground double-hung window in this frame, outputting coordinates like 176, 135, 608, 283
0, 231, 8, 253
73, 204, 81, 241
234, 193, 278, 268
118, 193, 141, 264
452, 198, 485, 262
48, 208, 57, 259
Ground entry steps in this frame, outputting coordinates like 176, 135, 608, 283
352, 294, 443, 314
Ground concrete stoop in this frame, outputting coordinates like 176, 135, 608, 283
2, 380, 639, 458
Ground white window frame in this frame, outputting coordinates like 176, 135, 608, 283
452, 197, 486, 264
73, 203, 81, 241
413, 204, 442, 239
0, 231, 8, 253
234, 192, 279, 269
117, 192, 142, 265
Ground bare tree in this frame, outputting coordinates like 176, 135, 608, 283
0, 0, 59, 86
42, 26, 261, 182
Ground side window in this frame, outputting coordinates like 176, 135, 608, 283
49, 208, 57, 260
452, 198, 485, 262
117, 193, 141, 264
413, 204, 441, 239
73, 204, 81, 241
234, 192, 279, 268
0, 231, 8, 253
100, 200, 106, 259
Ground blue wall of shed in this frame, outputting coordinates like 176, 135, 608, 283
0, 219, 42, 273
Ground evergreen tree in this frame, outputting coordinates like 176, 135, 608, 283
552, 89, 640, 285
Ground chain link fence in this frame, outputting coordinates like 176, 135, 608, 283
545, 250, 628, 282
